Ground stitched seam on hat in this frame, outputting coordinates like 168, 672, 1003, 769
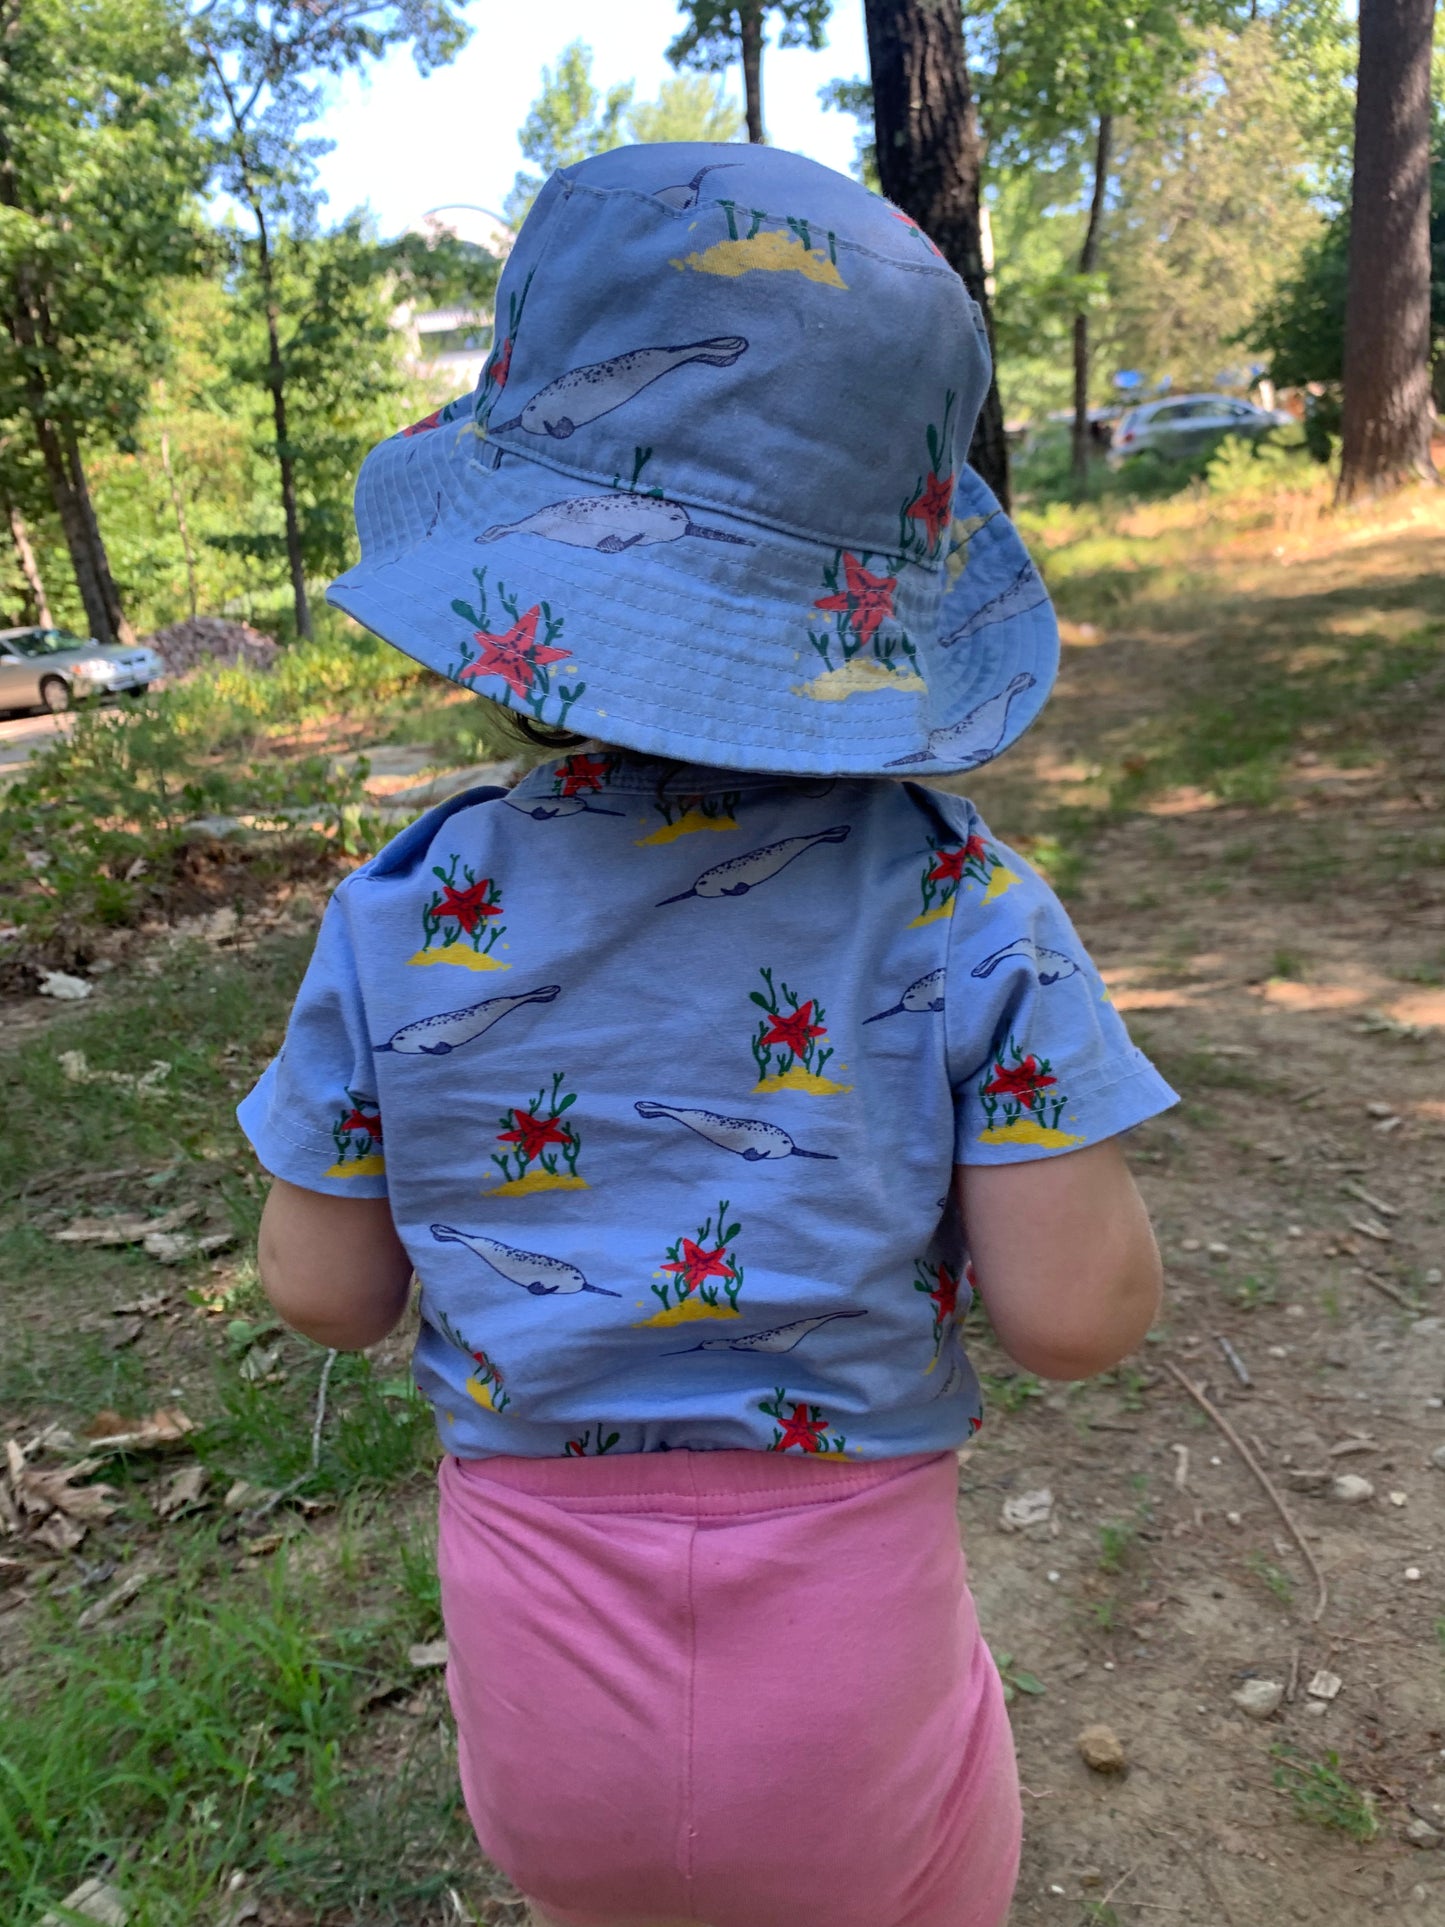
558, 175, 962, 280
481, 436, 951, 572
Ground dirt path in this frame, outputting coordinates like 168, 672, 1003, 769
953, 499, 1445, 1923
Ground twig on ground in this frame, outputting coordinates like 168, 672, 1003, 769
1341, 1179, 1398, 1218
1214, 1334, 1252, 1387
1359, 1271, 1419, 1311
1100, 1866, 1137, 1907
1286, 1645, 1300, 1703
239, 1348, 337, 1531
1163, 1360, 1328, 1622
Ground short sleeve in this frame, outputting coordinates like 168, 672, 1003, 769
942, 808, 1177, 1164
236, 888, 388, 1198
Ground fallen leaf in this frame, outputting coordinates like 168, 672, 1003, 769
82, 1408, 196, 1454
106, 1317, 144, 1351
54, 1202, 200, 1247
240, 1531, 285, 1558
144, 1228, 234, 1265
238, 1343, 283, 1382
150, 1464, 208, 1522
1000, 1487, 1054, 1532
30, 1512, 86, 1554
37, 969, 93, 1002
408, 1638, 449, 1669
77, 1566, 151, 1630
14, 1458, 118, 1522
115, 1291, 169, 1316
38, 1876, 128, 1926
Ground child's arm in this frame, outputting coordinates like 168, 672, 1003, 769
258, 1178, 414, 1351
957, 1140, 1162, 1381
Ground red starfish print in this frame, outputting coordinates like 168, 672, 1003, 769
927, 846, 967, 885
339, 1105, 382, 1141
661, 1237, 735, 1296
498, 1110, 572, 1163
982, 1057, 1057, 1111
962, 834, 990, 865
558, 752, 609, 796
929, 1263, 960, 1324
888, 208, 943, 257
457, 606, 569, 701
402, 408, 442, 437
813, 553, 897, 649
759, 1000, 827, 1060
773, 1402, 830, 1453
435, 878, 501, 934
906, 469, 955, 547
491, 335, 513, 389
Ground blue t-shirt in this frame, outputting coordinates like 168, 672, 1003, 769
238, 752, 1176, 1460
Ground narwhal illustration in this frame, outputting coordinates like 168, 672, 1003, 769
503, 794, 624, 821
375, 985, 560, 1056
972, 936, 1080, 986
863, 967, 946, 1024
664, 1309, 867, 1356
939, 562, 1049, 649
657, 825, 850, 905
490, 337, 749, 440
886, 674, 1037, 770
635, 1101, 836, 1161
653, 162, 740, 210
430, 1225, 619, 1297
477, 493, 751, 553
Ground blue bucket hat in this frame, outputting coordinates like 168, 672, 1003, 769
328, 142, 1058, 777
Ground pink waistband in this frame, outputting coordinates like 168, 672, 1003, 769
445, 1448, 949, 1514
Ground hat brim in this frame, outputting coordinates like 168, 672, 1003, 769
328, 418, 1057, 778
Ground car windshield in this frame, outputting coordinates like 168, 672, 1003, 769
4, 629, 89, 658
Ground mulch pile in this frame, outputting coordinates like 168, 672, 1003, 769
143, 617, 279, 679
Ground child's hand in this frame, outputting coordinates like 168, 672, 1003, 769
258, 1178, 414, 1350
956, 1141, 1162, 1381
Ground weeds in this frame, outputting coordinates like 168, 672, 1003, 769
1271, 1746, 1379, 1841
980, 1369, 1046, 1414
1246, 1551, 1296, 1605
991, 1651, 1046, 1706
1097, 1520, 1138, 1574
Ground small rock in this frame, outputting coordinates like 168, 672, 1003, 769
1207, 1241, 1231, 1258
1287, 1467, 1332, 1492
408, 1638, 449, 1669
1425, 1267, 1442, 1287
1180, 1238, 1201, 1253
1331, 1474, 1374, 1504
37, 968, 93, 1001
1430, 1445, 1445, 1472
1232, 1679, 1284, 1719
1365, 1101, 1395, 1119
1225, 1510, 1243, 1527
1405, 1817, 1442, 1849
1077, 1866, 1104, 1888
38, 1878, 128, 1926
1000, 1487, 1054, 1532
1389, 1490, 1408, 1507
1405, 1567, 1423, 1582
1307, 1669, 1343, 1701
1077, 1723, 1127, 1773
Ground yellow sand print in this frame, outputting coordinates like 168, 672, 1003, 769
465, 1373, 500, 1410
484, 1170, 588, 1198
635, 1299, 742, 1329
976, 1120, 1085, 1150
908, 899, 955, 930
637, 808, 738, 846
793, 658, 926, 703
982, 863, 1020, 904
753, 1067, 853, 1096
324, 1153, 386, 1178
945, 515, 990, 584
672, 230, 847, 287
407, 943, 509, 972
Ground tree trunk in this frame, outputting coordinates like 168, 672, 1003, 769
6, 499, 52, 626
1072, 113, 1113, 486
740, 4, 765, 144
252, 206, 312, 639
159, 425, 200, 619
862, 0, 1010, 509
60, 422, 135, 645
1338, 0, 1437, 500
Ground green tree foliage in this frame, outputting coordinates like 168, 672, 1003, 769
191, 1, 473, 637
1107, 24, 1322, 391
817, 77, 878, 190
669, 2, 831, 144
505, 40, 634, 227
627, 72, 745, 145
0, 0, 205, 644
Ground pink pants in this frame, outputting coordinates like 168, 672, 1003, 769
438, 1450, 1021, 1927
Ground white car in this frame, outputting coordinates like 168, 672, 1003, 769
1107, 394, 1294, 468
0, 627, 164, 714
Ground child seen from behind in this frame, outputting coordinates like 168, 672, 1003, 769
242, 143, 1175, 1927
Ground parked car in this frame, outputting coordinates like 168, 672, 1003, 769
0, 627, 164, 714
1107, 394, 1294, 468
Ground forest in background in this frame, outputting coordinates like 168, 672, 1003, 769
0, 0, 1440, 649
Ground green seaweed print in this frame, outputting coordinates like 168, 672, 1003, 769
436, 1309, 512, 1414
639, 1199, 744, 1327
488, 1071, 586, 1196
408, 854, 507, 972
749, 967, 851, 1096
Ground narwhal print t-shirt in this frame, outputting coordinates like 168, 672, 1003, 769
238, 752, 1176, 1460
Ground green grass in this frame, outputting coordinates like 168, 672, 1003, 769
1097, 1520, 1138, 1574
1271, 1747, 1379, 1842
1245, 1552, 1296, 1606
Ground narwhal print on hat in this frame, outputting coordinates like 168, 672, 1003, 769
328, 141, 1059, 777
